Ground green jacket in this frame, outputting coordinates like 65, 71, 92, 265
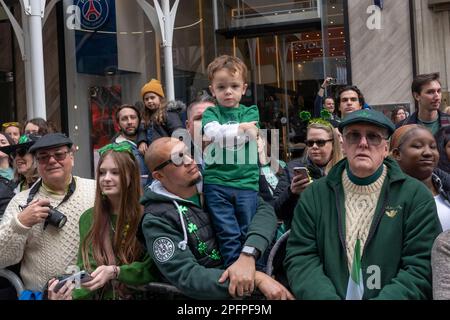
284, 157, 442, 300
73, 208, 157, 300
139, 181, 276, 299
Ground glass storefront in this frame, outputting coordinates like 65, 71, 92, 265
0, 3, 62, 133
1, 0, 349, 177
61, 0, 348, 176
0, 14, 15, 123
214, 0, 348, 159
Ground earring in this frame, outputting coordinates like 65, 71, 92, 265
101, 191, 106, 199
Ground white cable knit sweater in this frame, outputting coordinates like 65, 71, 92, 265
0, 176, 96, 291
343, 166, 387, 271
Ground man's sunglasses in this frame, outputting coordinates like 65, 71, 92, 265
344, 131, 387, 146
306, 139, 333, 148
153, 151, 192, 171
35, 150, 70, 164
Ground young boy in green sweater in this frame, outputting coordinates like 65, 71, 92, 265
202, 55, 261, 267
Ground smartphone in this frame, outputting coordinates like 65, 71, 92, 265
293, 167, 310, 180
53, 270, 93, 293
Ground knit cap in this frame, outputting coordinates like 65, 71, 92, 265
141, 79, 165, 98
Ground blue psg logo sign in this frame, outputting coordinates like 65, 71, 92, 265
77, 0, 109, 30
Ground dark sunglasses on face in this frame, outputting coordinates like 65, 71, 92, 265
344, 131, 387, 146
306, 139, 333, 148
35, 150, 70, 164
340, 97, 359, 103
153, 151, 193, 171
12, 148, 27, 158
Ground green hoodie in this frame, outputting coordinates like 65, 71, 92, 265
139, 181, 277, 299
285, 157, 442, 300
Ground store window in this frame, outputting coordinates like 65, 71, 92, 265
62, 0, 348, 176
215, 0, 348, 159
0, 3, 62, 133
0, 13, 15, 124
63, 0, 214, 177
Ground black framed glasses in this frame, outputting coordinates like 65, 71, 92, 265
344, 131, 387, 146
153, 151, 193, 171
306, 139, 333, 148
36, 150, 70, 164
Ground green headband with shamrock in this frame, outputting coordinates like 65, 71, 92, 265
299, 110, 333, 128
98, 142, 134, 157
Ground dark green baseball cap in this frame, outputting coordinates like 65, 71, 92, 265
338, 109, 396, 137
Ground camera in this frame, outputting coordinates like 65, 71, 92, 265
46, 206, 67, 229
327, 78, 337, 84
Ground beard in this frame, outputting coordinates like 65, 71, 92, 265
121, 126, 137, 138
188, 174, 202, 187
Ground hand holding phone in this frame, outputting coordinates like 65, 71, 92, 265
291, 167, 312, 194
53, 271, 93, 293
293, 167, 310, 180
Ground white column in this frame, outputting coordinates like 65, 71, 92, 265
161, 0, 175, 101
22, 10, 34, 118
136, 0, 179, 101
25, 0, 47, 119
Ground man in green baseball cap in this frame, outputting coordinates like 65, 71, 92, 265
338, 109, 396, 137
285, 108, 442, 300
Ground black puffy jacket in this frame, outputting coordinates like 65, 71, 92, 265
0, 176, 15, 216
271, 157, 326, 228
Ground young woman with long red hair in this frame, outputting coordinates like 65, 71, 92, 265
48, 142, 156, 299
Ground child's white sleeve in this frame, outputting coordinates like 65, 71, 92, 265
204, 121, 247, 149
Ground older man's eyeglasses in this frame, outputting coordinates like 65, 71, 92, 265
344, 131, 387, 146
153, 151, 193, 171
36, 150, 70, 164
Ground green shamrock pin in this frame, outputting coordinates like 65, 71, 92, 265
188, 223, 198, 233
178, 205, 188, 215
198, 242, 208, 255
210, 249, 221, 261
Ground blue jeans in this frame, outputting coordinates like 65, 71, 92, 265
204, 184, 258, 267
130, 144, 151, 187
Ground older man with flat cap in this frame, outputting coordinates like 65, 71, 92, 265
285, 109, 442, 300
0, 133, 96, 293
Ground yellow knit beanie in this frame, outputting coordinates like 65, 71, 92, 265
141, 79, 165, 98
